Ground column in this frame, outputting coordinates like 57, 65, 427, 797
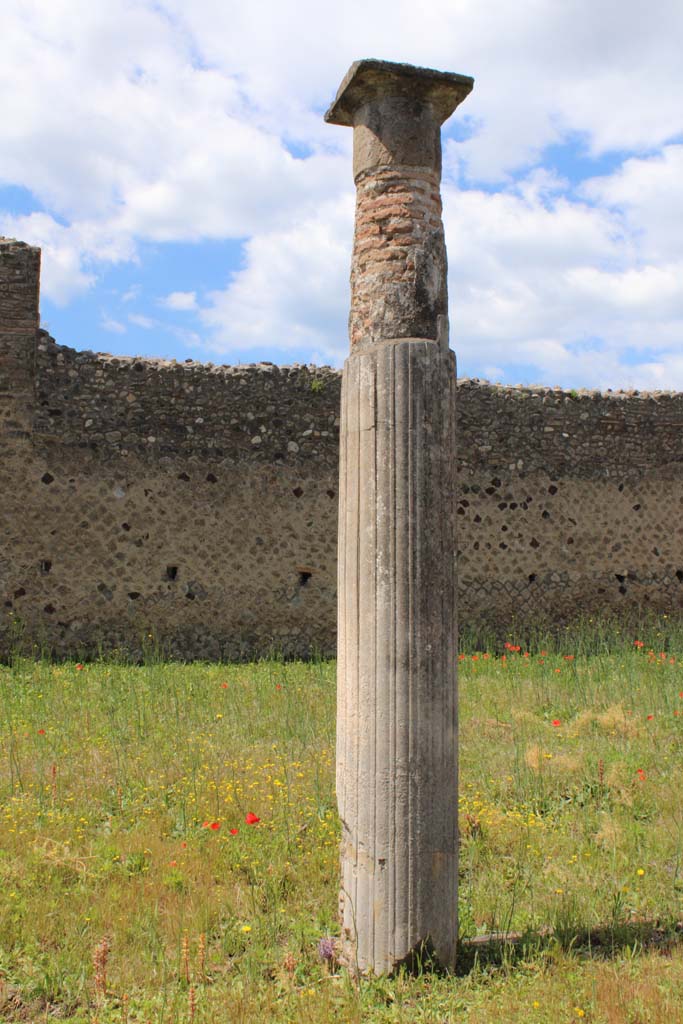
325, 59, 473, 974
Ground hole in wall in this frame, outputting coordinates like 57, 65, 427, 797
676, 570, 683, 583
528, 573, 537, 583
44, 604, 55, 614
128, 592, 141, 600
548, 485, 558, 495
632, 504, 641, 511
618, 585, 627, 595
121, 523, 131, 531
206, 473, 217, 483
542, 511, 550, 520
166, 566, 178, 581
298, 571, 312, 587
326, 489, 336, 499
40, 560, 52, 574
491, 477, 501, 487
530, 538, 540, 549
41, 473, 54, 485
178, 472, 190, 481
292, 487, 304, 498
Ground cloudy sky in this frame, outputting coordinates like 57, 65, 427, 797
1, 0, 682, 389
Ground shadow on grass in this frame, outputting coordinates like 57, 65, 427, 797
454, 918, 683, 977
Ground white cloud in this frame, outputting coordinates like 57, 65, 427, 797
200, 196, 353, 364
100, 313, 126, 334
128, 313, 156, 329
0, 0, 682, 387
582, 145, 683, 263
442, 180, 683, 389
160, 291, 198, 311
0, 211, 97, 304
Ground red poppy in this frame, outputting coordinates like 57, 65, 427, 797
37, 728, 46, 735
563, 655, 574, 662
636, 768, 646, 780
552, 719, 561, 727
221, 682, 228, 688
647, 714, 654, 720
209, 821, 220, 831
75, 663, 84, 670
634, 640, 644, 649
230, 828, 239, 835
245, 812, 260, 825
275, 683, 282, 690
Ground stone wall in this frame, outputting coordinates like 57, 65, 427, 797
2, 235, 683, 659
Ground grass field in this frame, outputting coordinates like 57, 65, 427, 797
1, 623, 683, 1022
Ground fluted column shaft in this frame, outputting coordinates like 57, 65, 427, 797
326, 59, 473, 974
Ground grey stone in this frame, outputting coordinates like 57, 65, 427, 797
328, 59, 472, 975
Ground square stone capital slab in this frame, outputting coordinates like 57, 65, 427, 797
324, 59, 473, 128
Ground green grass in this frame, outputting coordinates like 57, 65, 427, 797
1, 627, 683, 1022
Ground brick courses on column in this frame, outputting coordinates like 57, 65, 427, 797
326, 60, 473, 974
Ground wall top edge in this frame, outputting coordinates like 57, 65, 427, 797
37, 331, 339, 378
37, 333, 683, 402
0, 236, 40, 251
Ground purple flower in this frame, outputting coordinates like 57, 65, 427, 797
318, 936, 336, 962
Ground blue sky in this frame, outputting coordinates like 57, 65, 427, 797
1, 0, 682, 389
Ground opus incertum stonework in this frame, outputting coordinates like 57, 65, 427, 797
3, 214, 683, 660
